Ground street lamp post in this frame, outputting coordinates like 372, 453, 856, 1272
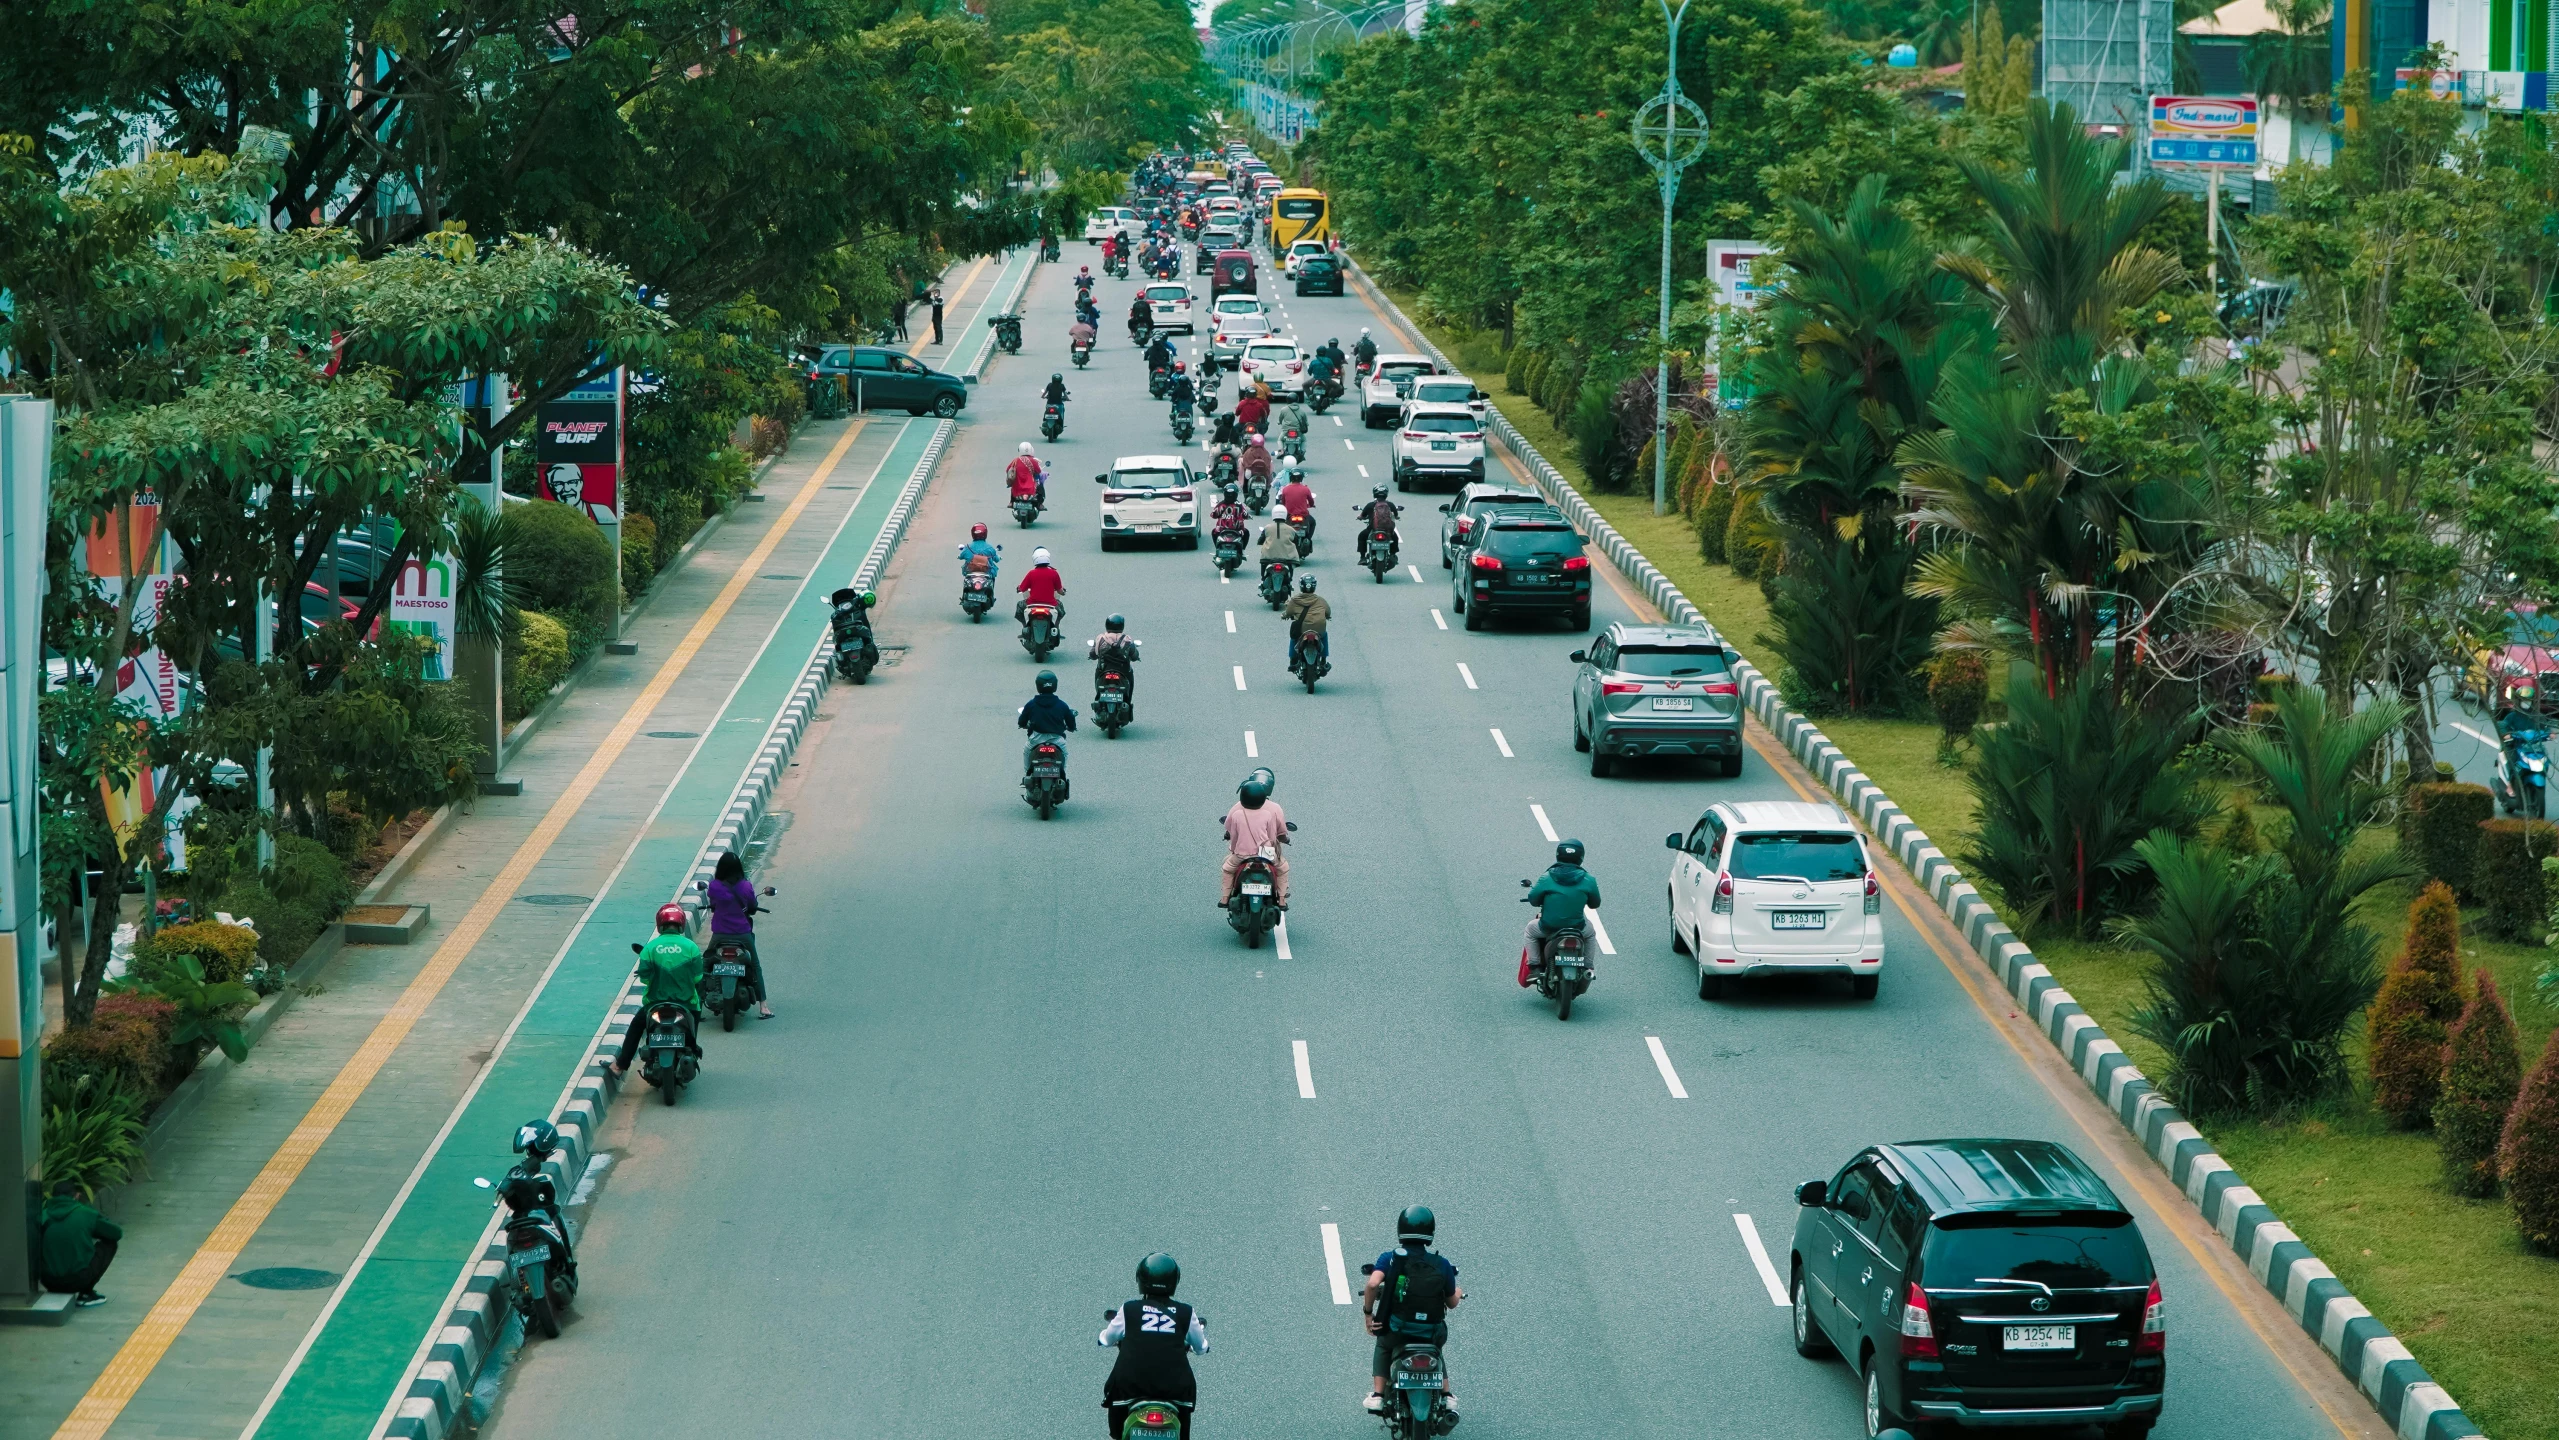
1631, 0, 1707, 516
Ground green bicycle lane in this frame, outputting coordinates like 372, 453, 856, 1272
247, 416, 937, 1437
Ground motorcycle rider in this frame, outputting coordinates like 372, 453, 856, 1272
1089, 613, 1142, 702
1126, 293, 1150, 340
1099, 1253, 1208, 1440
1144, 331, 1176, 377
1210, 404, 1241, 450
1075, 264, 1095, 298
1520, 840, 1603, 988
702, 848, 772, 1020
1019, 669, 1078, 771
1271, 396, 1311, 451
1316, 335, 1349, 384
612, 903, 703, 1076
1068, 315, 1098, 353
1210, 484, 1250, 534
1234, 385, 1270, 438
1239, 431, 1273, 486
1220, 767, 1290, 908
1044, 372, 1072, 414
1277, 467, 1317, 549
1306, 344, 1340, 401
1353, 326, 1378, 373
1166, 361, 1197, 415
958, 523, 1003, 577
1016, 546, 1067, 627
1356, 484, 1404, 564
1363, 1205, 1463, 1419
1282, 574, 1331, 672
1007, 440, 1049, 511
1099, 233, 1119, 270
1258, 512, 1300, 578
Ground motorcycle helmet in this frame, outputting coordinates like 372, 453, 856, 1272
513, 1118, 560, 1159
1051, 371, 1063, 382
1106, 614, 1126, 633
1137, 1252, 1182, 1298
1238, 767, 1275, 805
1372, 484, 1389, 500
1174, 361, 1187, 373
1327, 336, 1339, 347
655, 902, 688, 933
1247, 430, 1262, 445
1397, 1204, 1437, 1243
1035, 670, 1059, 694
1019, 441, 1035, 456
1555, 839, 1586, 867
1079, 265, 1090, 275
1298, 574, 1317, 593
971, 522, 988, 540
1031, 547, 1052, 565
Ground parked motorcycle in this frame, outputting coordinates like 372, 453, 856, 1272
1290, 630, 1330, 692
1169, 405, 1196, 444
1020, 602, 1061, 662
1094, 664, 1134, 738
1520, 880, 1594, 1020
1260, 558, 1293, 610
1360, 1265, 1458, 1440
827, 588, 878, 684
1041, 400, 1066, 443
472, 1131, 579, 1339
1023, 737, 1069, 820
1224, 818, 1297, 948
2497, 722, 2551, 818
988, 312, 1023, 354
1365, 529, 1398, 583
961, 567, 996, 622
1211, 523, 1247, 576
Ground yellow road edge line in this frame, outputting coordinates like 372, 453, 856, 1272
50, 419, 871, 1440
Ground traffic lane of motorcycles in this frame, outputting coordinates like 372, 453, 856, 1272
485, 253, 2346, 1440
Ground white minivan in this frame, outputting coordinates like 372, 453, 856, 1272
1083, 206, 1138, 243
1665, 800, 1883, 1000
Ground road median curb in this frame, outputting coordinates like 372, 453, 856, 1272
1344, 258, 2483, 1440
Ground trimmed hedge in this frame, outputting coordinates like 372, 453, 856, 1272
1503, 342, 1532, 396
270, 833, 353, 922
507, 610, 573, 721
2503, 1030, 2559, 1253
2402, 782, 2493, 897
135, 920, 261, 986
1694, 474, 1734, 563
217, 879, 323, 973
2474, 818, 2559, 940
44, 992, 179, 1095
2366, 882, 2466, 1128
2437, 970, 2522, 1197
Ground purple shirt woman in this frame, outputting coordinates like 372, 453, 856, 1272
703, 851, 770, 1017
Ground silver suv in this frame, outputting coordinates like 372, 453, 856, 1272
1570, 623, 1745, 777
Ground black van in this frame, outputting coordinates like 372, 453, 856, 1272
1789, 1139, 2165, 1438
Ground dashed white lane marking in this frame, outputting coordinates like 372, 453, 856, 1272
2452, 721, 2498, 747
1490, 728, 1513, 757
1220, 570, 1230, 584
1321, 1223, 1354, 1304
1274, 916, 1293, 959
1344, 439, 1356, 452
1530, 804, 1557, 842
1457, 663, 1478, 690
1234, 665, 1248, 691
1293, 1040, 1316, 1099
1358, 464, 1370, 478
1225, 610, 1237, 633
1408, 565, 1423, 583
1734, 1214, 1790, 1306
1589, 912, 1617, 956
1431, 608, 1448, 629
1332, 415, 1343, 426
1245, 730, 1259, 758
1646, 1036, 1691, 1099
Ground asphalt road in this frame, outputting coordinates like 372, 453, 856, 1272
481, 242, 2371, 1440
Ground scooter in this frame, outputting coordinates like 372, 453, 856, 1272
1198, 387, 1220, 419
1169, 405, 1196, 444
1149, 365, 1171, 400
1290, 629, 1330, 692
472, 1136, 579, 1339
1094, 664, 1134, 738
1117, 1399, 1189, 1439
1208, 452, 1240, 491
827, 588, 878, 684
1041, 399, 1066, 442
1291, 509, 1318, 559
1224, 820, 1296, 948
1242, 471, 1271, 514
1012, 491, 1043, 528
1212, 523, 1247, 575
1277, 428, 1305, 469
1023, 736, 1069, 820
1365, 528, 1398, 582
1072, 341, 1092, 369
1309, 373, 1341, 413
1520, 881, 1593, 1021
622, 969, 700, 1102
2496, 723, 2551, 817
987, 312, 1023, 354
1356, 1271, 1457, 1440
696, 882, 774, 1032
961, 566, 997, 622
1260, 558, 1294, 610
1020, 602, 1061, 661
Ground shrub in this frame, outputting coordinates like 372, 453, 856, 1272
42, 1071, 148, 1201
501, 500, 616, 636
507, 610, 574, 720
1631, 434, 1657, 500
621, 513, 659, 599
2503, 1031, 2559, 1253
1571, 382, 1618, 486
2474, 818, 2559, 940
1765, 533, 1937, 715
134, 920, 261, 985
217, 879, 322, 972
2212, 797, 2264, 855
2366, 883, 2467, 1127
2436, 970, 2522, 1196
1504, 342, 1533, 396
149, 955, 257, 1065
1521, 349, 1551, 406
1725, 482, 1785, 579
2401, 783, 2493, 897
1928, 651, 1989, 745
1694, 474, 1734, 563
43, 993, 177, 1095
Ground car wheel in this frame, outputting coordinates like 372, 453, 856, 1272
1669, 895, 1690, 954
1864, 1356, 1913, 1439
1568, 604, 1592, 631
1573, 719, 1590, 753
2101, 1421, 2157, 1440
1184, 533, 1201, 551
1100, 535, 1119, 552
1852, 974, 1880, 1000
1463, 602, 1484, 631
1697, 967, 1724, 1000
905, 406, 928, 417
1791, 1267, 1832, 1357
934, 393, 962, 419
1723, 752, 1744, 779
1588, 746, 1610, 778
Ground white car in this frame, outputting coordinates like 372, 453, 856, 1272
1283, 240, 1330, 276
1096, 454, 1201, 551
1209, 312, 1273, 368
1083, 206, 1138, 243
1206, 195, 1244, 218
1211, 295, 1267, 324
1144, 281, 1195, 334
1389, 402, 1486, 489
1666, 801, 1884, 1000
1408, 374, 1486, 423
1361, 353, 1437, 427
1238, 339, 1309, 399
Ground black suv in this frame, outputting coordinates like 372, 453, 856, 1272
1790, 1139, 2165, 1438
1295, 253, 1345, 296
1453, 507, 1590, 631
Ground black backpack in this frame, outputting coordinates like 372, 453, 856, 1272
1380, 1247, 1452, 1335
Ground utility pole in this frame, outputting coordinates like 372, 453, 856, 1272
0, 396, 53, 1317
1632, 0, 1708, 516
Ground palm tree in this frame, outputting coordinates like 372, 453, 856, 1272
2246, 0, 2334, 163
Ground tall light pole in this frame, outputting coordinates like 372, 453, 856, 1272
1631, 0, 1707, 516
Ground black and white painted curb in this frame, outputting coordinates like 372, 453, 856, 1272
380, 419, 959, 1440
1346, 261, 2482, 1440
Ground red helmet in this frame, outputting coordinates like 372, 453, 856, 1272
1173, 361, 1186, 372
971, 522, 988, 540
655, 903, 687, 933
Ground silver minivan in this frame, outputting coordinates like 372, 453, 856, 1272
1570, 623, 1744, 777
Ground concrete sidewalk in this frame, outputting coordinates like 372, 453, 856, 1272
0, 246, 1031, 1440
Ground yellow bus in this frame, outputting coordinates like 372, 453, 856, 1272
1269, 188, 1331, 250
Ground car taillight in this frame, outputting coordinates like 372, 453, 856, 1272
1170, 490, 1193, 501
1455, 517, 1474, 535
1712, 873, 1733, 914
2136, 1279, 2165, 1355
1403, 431, 1427, 441
1701, 680, 1739, 695
1900, 1282, 1938, 1358
1562, 556, 1591, 573
1601, 681, 1643, 696
1459, 432, 1482, 440
1470, 552, 1502, 572
1865, 872, 1881, 915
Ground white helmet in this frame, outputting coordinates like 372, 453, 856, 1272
1032, 547, 1053, 565
1018, 441, 1034, 456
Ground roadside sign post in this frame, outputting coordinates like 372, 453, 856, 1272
2147, 96, 2260, 290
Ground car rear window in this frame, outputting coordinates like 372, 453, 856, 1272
1246, 344, 1296, 363
1615, 646, 1729, 678
1377, 362, 1431, 381
1729, 831, 1863, 881
1113, 468, 1186, 490
1922, 1213, 2150, 1289
1221, 318, 1269, 337
1409, 414, 1477, 434
1414, 383, 1473, 402
1146, 285, 1188, 302
1481, 523, 1582, 558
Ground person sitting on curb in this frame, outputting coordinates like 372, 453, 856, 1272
38, 1182, 122, 1308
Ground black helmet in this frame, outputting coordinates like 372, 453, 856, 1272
513, 1118, 559, 1159
1298, 574, 1317, 593
1239, 767, 1275, 804
1223, 484, 1239, 501
1372, 484, 1388, 499
1036, 670, 1059, 694
1327, 336, 1339, 346
1137, 1252, 1181, 1297
1106, 614, 1126, 633
1555, 839, 1585, 867
1052, 371, 1063, 381
1397, 1204, 1437, 1243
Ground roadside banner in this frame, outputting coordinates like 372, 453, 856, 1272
2146, 95, 2258, 167
1704, 240, 1776, 405
78, 496, 185, 862
385, 548, 457, 682
535, 369, 623, 525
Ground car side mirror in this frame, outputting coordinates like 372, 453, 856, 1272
631, 942, 645, 954
1094, 473, 1108, 483
1666, 833, 1684, 850
1725, 647, 1743, 665
1796, 1180, 1827, 1208
1569, 650, 1587, 664
1437, 504, 1451, 513
1518, 877, 1532, 888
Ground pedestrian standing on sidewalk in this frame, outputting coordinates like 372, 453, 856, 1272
891, 296, 909, 340
930, 286, 946, 346
38, 1182, 122, 1307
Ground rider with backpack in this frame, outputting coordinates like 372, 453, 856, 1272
1362, 1205, 1462, 1420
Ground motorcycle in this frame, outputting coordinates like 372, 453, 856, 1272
696, 882, 774, 1032
827, 588, 879, 684
1169, 405, 1196, 444
1094, 663, 1134, 738
473, 1158, 578, 1340
1260, 558, 1294, 610
988, 312, 1023, 354
1365, 528, 1398, 583
1072, 342, 1092, 369
1198, 387, 1220, 418
1042, 400, 1066, 442
1149, 365, 1171, 400
1359, 1267, 1458, 1440
961, 568, 996, 622
1211, 523, 1248, 575
1277, 428, 1305, 469
1520, 880, 1594, 1021
623, 968, 701, 1101
1242, 471, 1271, 514
1020, 602, 1061, 661
2497, 723, 2551, 818
1290, 629, 1330, 692
1117, 1400, 1188, 1440
1224, 819, 1297, 948
1290, 509, 1318, 559
1309, 374, 1341, 413
1208, 453, 1240, 490
1040, 235, 1062, 261
1023, 736, 1069, 820
1012, 491, 1043, 528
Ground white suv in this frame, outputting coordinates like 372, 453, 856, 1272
1389, 402, 1486, 489
1095, 454, 1201, 550
1144, 281, 1195, 334
1362, 354, 1436, 427
1238, 339, 1309, 399
1665, 801, 1883, 1001
1408, 374, 1486, 423
1083, 206, 1137, 242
